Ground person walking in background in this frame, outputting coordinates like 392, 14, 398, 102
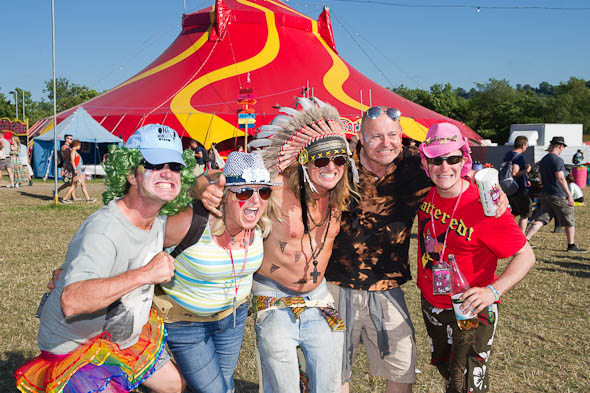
9, 135, 28, 187
55, 134, 78, 199
502, 136, 533, 233
70, 139, 96, 202
0, 137, 16, 187
209, 143, 225, 170
189, 138, 208, 176
59, 139, 81, 203
18, 137, 34, 186
416, 122, 535, 393
526, 136, 587, 252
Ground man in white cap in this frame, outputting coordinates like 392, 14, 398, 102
16, 124, 187, 393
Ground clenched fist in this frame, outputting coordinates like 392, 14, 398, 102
143, 252, 175, 284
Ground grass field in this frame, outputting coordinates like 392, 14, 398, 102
1, 179, 589, 392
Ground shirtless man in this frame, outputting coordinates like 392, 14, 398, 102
199, 97, 353, 393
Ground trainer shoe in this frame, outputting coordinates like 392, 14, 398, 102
29, 180, 33, 186
61, 199, 72, 204
567, 244, 587, 253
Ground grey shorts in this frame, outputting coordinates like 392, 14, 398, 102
0, 158, 12, 170
531, 194, 575, 227
328, 284, 417, 384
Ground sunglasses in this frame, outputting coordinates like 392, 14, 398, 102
313, 155, 347, 168
426, 155, 464, 166
366, 106, 402, 121
230, 186, 273, 201
141, 160, 184, 172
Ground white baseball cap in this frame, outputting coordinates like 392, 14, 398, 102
125, 124, 185, 166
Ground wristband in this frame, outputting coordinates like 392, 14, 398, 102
487, 284, 500, 302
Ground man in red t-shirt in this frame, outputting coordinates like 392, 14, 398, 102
416, 123, 535, 393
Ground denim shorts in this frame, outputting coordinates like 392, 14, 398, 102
253, 275, 344, 393
165, 303, 248, 393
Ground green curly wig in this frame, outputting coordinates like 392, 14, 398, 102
102, 144, 197, 216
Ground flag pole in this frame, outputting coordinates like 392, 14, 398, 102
51, 0, 59, 204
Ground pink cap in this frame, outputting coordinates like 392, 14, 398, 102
419, 122, 472, 177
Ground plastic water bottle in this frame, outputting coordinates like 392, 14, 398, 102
449, 254, 479, 330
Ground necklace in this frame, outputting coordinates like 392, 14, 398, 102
226, 229, 250, 328
308, 204, 331, 228
226, 226, 248, 246
307, 206, 332, 283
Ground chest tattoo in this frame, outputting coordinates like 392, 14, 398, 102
279, 241, 287, 253
270, 264, 281, 273
294, 251, 302, 263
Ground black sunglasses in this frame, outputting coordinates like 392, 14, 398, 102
141, 160, 183, 172
366, 106, 402, 121
426, 155, 464, 166
230, 186, 273, 201
313, 155, 347, 168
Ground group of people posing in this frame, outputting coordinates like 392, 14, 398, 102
16, 98, 537, 393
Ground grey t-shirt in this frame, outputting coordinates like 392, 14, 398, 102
38, 199, 167, 354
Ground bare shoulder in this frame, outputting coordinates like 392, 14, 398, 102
164, 206, 193, 247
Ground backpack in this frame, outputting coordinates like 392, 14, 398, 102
56, 150, 64, 169
498, 154, 520, 196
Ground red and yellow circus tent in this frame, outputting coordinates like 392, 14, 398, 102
29, 0, 483, 147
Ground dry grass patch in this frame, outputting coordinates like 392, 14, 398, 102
1, 179, 589, 392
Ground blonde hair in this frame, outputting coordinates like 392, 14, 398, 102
11, 135, 21, 147
209, 187, 280, 239
284, 164, 355, 213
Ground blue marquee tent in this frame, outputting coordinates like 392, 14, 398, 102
33, 107, 121, 178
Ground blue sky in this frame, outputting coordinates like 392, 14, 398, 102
2, 0, 589, 102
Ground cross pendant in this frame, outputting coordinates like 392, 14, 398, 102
310, 264, 321, 283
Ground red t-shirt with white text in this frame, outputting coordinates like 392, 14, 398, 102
417, 182, 526, 309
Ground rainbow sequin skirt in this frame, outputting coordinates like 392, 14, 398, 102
15, 309, 166, 393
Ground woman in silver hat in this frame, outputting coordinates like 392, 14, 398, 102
160, 151, 280, 393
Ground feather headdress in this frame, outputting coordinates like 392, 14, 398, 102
251, 97, 351, 179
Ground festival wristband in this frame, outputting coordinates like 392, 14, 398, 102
487, 284, 500, 302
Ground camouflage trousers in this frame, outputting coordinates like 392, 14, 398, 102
421, 296, 498, 393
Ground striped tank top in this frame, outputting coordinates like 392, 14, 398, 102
161, 223, 264, 316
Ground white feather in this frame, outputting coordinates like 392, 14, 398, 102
270, 114, 291, 126
255, 130, 277, 139
297, 97, 315, 110
278, 106, 299, 116
248, 139, 273, 148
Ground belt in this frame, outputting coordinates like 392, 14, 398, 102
152, 285, 245, 323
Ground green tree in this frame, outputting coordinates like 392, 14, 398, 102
43, 77, 100, 113
549, 77, 590, 132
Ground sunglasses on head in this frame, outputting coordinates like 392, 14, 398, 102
426, 155, 464, 166
141, 160, 183, 172
230, 186, 273, 201
366, 106, 402, 121
312, 155, 347, 168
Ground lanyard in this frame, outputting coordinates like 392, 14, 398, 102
226, 229, 250, 299
429, 180, 463, 265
